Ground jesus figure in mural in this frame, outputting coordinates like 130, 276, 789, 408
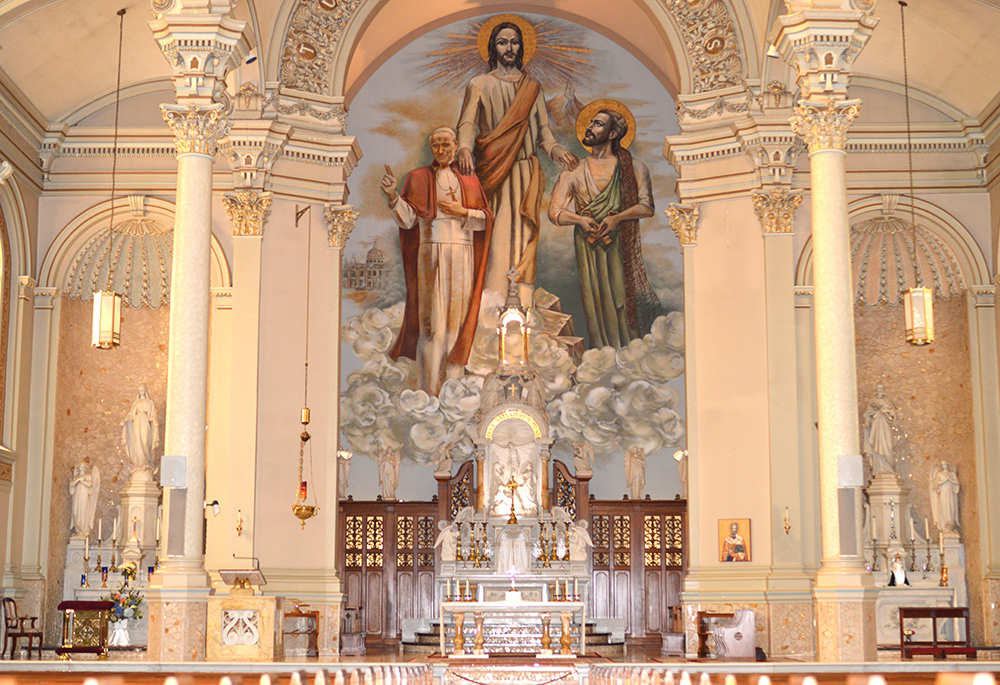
456, 15, 579, 307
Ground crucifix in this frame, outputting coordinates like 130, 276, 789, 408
130, 515, 140, 542
505, 475, 520, 525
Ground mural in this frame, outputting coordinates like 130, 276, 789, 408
340, 13, 686, 492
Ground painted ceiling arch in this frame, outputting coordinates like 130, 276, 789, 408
275, 0, 751, 103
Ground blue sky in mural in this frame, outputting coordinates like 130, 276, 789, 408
339, 12, 685, 500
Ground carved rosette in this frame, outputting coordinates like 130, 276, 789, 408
752, 188, 803, 234
665, 203, 700, 247
161, 103, 230, 156
790, 100, 861, 153
223, 190, 272, 237
324, 203, 359, 249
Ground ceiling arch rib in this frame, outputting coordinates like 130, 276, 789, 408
274, 0, 751, 104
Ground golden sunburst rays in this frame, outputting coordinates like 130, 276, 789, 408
422, 16, 595, 92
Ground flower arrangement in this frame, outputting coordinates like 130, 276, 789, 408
103, 581, 143, 623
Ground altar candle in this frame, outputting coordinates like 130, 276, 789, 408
925, 518, 930, 539
98, 518, 102, 541
465, 578, 469, 597
939, 533, 944, 555
85, 535, 89, 557
574, 578, 578, 597
910, 518, 915, 540
566, 578, 570, 599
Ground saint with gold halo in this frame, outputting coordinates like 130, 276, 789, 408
456, 14, 580, 308
548, 100, 661, 348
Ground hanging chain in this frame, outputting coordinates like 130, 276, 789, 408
899, 1, 921, 286
304, 207, 312, 408
105, 8, 126, 292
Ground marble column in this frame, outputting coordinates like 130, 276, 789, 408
147, 103, 229, 661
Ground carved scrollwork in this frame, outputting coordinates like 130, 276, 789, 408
223, 190, 272, 236
325, 203, 359, 248
665, 203, 700, 247
262, 94, 348, 127
279, 0, 362, 95
675, 88, 757, 121
665, 0, 744, 94
790, 99, 861, 153
752, 188, 803, 234
161, 103, 230, 156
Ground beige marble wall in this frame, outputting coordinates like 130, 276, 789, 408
147, 598, 208, 661
45, 298, 169, 640
768, 601, 815, 658
854, 295, 980, 639
815, 595, 877, 661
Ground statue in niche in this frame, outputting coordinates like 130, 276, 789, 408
572, 441, 593, 477
69, 463, 100, 538
625, 446, 646, 500
930, 460, 961, 533
122, 383, 159, 473
862, 383, 897, 477
378, 446, 401, 500
434, 443, 455, 477
337, 450, 351, 499
490, 441, 537, 515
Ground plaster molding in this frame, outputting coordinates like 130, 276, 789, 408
665, 203, 700, 247
161, 104, 230, 157
223, 190, 272, 237
753, 188, 802, 234
324, 203, 358, 249
790, 99, 861, 153
278, 0, 362, 95
662, 0, 745, 95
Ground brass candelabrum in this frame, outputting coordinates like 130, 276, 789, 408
922, 538, 934, 579
538, 523, 552, 568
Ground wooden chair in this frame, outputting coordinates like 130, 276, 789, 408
3, 597, 42, 659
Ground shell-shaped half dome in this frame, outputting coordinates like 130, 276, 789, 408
850, 215, 966, 306
64, 217, 173, 309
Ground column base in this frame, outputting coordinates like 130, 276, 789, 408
813, 585, 878, 661
146, 587, 210, 661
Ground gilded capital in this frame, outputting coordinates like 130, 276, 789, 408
223, 190, 272, 236
753, 188, 803, 234
161, 103, 230, 156
790, 99, 861, 153
665, 203, 700, 247
325, 203, 359, 249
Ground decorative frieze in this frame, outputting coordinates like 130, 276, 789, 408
665, 203, 700, 247
753, 188, 803, 234
325, 203, 359, 249
223, 190, 272, 237
161, 104, 230, 157
790, 99, 861, 153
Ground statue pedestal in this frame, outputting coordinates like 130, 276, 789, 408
867, 474, 911, 550
118, 469, 161, 570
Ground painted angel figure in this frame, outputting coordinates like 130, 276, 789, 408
69, 463, 100, 538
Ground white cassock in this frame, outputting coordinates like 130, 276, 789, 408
390, 166, 486, 396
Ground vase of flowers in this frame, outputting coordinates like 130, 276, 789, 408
103, 575, 143, 647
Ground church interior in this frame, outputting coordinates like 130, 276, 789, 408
1, 0, 1000, 683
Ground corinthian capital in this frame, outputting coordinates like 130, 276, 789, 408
324, 203, 359, 249
790, 99, 861, 153
223, 190, 272, 236
753, 188, 803, 234
161, 103, 230, 156
665, 203, 700, 247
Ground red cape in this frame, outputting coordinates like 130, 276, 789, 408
388, 163, 493, 368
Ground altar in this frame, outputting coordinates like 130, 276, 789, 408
440, 600, 585, 657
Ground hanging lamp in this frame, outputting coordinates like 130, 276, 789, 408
899, 1, 934, 345
292, 205, 319, 528
92, 8, 127, 349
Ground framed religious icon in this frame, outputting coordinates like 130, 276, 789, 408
719, 518, 751, 562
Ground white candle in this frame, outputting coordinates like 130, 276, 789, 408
925, 518, 929, 539
910, 518, 915, 540
574, 578, 578, 597
85, 535, 89, 557
98, 518, 102, 541
465, 578, 469, 597
113, 516, 119, 542
939, 533, 944, 555
871, 511, 877, 539
155, 511, 161, 541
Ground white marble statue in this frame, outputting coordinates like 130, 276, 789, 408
378, 446, 401, 500
337, 450, 352, 499
931, 460, 960, 533
674, 449, 688, 499
625, 446, 646, 500
69, 463, 100, 538
496, 525, 530, 575
862, 383, 897, 477
568, 520, 594, 560
433, 442, 455, 477
122, 383, 159, 472
490, 442, 537, 515
572, 441, 593, 477
434, 519, 459, 561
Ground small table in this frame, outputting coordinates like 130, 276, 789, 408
55, 600, 114, 660
283, 609, 319, 657
899, 606, 976, 660
439, 600, 585, 657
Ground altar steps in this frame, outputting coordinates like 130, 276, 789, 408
402, 621, 625, 657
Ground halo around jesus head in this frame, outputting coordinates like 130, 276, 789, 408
576, 99, 637, 150
478, 14, 538, 65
